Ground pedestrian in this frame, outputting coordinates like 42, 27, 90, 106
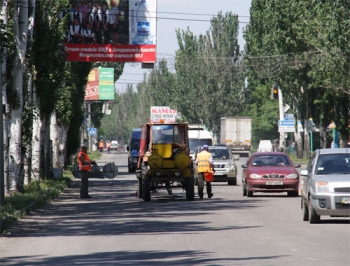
195, 145, 214, 199
78, 144, 95, 198
99, 139, 104, 152
106, 140, 111, 153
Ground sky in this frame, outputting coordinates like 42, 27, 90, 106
115, 0, 252, 92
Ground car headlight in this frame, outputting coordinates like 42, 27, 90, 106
226, 161, 235, 168
132, 157, 138, 163
286, 173, 298, 179
317, 181, 329, 193
249, 173, 261, 179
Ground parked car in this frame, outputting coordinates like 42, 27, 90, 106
300, 148, 350, 224
110, 141, 119, 150
241, 152, 301, 197
193, 145, 238, 185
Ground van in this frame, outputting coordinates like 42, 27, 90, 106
188, 124, 213, 159
258, 140, 273, 152
126, 128, 142, 173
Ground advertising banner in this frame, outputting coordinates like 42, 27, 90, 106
150, 106, 182, 123
85, 68, 115, 101
64, 0, 157, 63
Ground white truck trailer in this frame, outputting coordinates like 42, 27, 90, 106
220, 117, 252, 158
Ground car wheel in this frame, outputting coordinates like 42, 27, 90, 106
301, 198, 309, 221
242, 181, 247, 196
288, 191, 299, 197
308, 198, 320, 224
247, 186, 253, 197
228, 178, 237, 186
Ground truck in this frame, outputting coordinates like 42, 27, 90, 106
220, 117, 252, 158
188, 124, 214, 159
136, 121, 195, 201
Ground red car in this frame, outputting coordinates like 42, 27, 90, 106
241, 152, 301, 197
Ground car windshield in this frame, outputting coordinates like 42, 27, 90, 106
251, 155, 291, 166
152, 125, 184, 144
189, 139, 212, 153
315, 154, 350, 174
209, 149, 230, 160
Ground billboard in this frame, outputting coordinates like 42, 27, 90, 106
64, 0, 157, 63
85, 68, 115, 101
150, 106, 182, 123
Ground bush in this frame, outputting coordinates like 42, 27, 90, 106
0, 177, 70, 234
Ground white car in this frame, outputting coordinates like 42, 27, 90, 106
110, 141, 119, 150
193, 145, 238, 185
300, 148, 350, 223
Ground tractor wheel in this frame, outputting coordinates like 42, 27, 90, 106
137, 177, 142, 198
186, 177, 195, 201
142, 175, 151, 201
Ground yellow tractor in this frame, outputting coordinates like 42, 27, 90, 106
136, 122, 194, 201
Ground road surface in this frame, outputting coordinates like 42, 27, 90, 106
1, 152, 349, 266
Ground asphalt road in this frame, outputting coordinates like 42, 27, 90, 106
0, 152, 349, 266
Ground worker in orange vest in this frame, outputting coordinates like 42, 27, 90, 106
195, 145, 214, 199
106, 141, 111, 153
99, 140, 104, 152
78, 144, 95, 198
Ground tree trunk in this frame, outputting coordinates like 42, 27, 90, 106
0, 0, 9, 201
23, 0, 37, 185
319, 125, 327, 149
51, 112, 59, 168
8, 1, 29, 192
31, 86, 41, 180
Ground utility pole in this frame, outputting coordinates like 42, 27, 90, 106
278, 86, 285, 151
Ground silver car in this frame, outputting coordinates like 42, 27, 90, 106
193, 145, 238, 185
300, 148, 350, 223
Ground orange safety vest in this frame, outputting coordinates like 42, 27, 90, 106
78, 151, 91, 171
99, 141, 104, 148
197, 151, 212, 173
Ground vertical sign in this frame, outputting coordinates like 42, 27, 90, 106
85, 68, 115, 101
99, 68, 114, 100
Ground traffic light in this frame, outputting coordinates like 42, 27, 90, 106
272, 88, 279, 100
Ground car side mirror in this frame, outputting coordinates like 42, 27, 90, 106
126, 146, 130, 151
241, 164, 247, 169
300, 169, 308, 176
294, 163, 301, 168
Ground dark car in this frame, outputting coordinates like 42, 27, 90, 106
241, 152, 301, 197
127, 128, 141, 173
